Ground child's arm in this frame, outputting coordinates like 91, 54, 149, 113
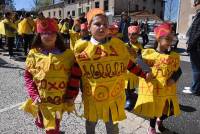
65, 62, 82, 100
24, 70, 40, 102
167, 67, 182, 86
127, 60, 152, 80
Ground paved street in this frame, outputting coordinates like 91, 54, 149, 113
0, 40, 199, 134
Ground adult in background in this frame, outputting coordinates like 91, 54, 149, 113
119, 11, 131, 42
79, 12, 87, 24
183, 0, 200, 95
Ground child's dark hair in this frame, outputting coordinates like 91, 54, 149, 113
31, 33, 67, 52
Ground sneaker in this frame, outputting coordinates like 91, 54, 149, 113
182, 89, 193, 94
156, 120, 166, 132
147, 127, 156, 134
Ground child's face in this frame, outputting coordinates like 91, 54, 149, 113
158, 36, 173, 50
89, 15, 108, 41
129, 33, 139, 43
40, 33, 57, 49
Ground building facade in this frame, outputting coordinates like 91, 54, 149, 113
41, 0, 164, 20
177, 0, 196, 39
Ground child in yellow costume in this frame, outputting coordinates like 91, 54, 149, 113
125, 25, 143, 111
69, 8, 152, 134
134, 23, 182, 134
69, 18, 81, 51
20, 18, 79, 134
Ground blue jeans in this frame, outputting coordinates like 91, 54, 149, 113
190, 50, 200, 94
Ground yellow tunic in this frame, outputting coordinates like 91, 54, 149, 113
0, 19, 17, 37
70, 30, 81, 51
20, 49, 75, 130
134, 49, 181, 118
74, 38, 131, 123
125, 42, 143, 89
18, 18, 35, 34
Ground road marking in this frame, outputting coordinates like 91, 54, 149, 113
0, 102, 24, 113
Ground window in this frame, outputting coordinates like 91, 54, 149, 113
53, 11, 56, 16
48, 12, 51, 17
86, 7, 90, 12
153, 0, 156, 4
78, 8, 82, 16
67, 11, 70, 16
104, 0, 109, 11
59, 10, 62, 17
143, 0, 146, 2
135, 5, 139, 11
95, 1, 100, 8
143, 6, 146, 10
152, 9, 155, 14
68, 0, 70, 4
71, 0, 75, 3
72, 10, 75, 16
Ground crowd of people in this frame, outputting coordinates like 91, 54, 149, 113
0, 1, 200, 134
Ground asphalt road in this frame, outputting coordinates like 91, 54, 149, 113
164, 61, 200, 134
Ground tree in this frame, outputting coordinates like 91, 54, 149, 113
32, 0, 53, 11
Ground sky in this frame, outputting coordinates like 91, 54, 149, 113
14, 0, 34, 11
14, 0, 180, 21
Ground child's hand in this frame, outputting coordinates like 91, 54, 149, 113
145, 72, 154, 81
33, 97, 41, 105
167, 79, 175, 86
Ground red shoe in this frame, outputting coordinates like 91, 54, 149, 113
147, 127, 156, 134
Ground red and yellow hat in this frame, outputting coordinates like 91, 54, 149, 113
36, 18, 58, 33
154, 23, 172, 39
128, 26, 140, 34
86, 8, 105, 24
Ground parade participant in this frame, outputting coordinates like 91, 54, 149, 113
107, 22, 120, 38
18, 12, 35, 55
60, 18, 70, 46
80, 23, 90, 40
68, 8, 152, 134
125, 25, 143, 111
133, 23, 182, 134
69, 18, 81, 50
1, 12, 17, 58
20, 18, 79, 134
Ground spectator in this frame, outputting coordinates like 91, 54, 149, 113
79, 12, 87, 24
183, 0, 200, 95
119, 11, 131, 42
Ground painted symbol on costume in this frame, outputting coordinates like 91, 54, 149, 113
83, 83, 92, 96
94, 85, 109, 101
111, 80, 124, 97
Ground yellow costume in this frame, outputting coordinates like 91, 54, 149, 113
125, 42, 143, 89
134, 49, 181, 118
18, 18, 35, 34
74, 38, 131, 123
20, 49, 75, 130
69, 30, 81, 51
0, 19, 17, 37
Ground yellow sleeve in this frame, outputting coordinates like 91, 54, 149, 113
25, 49, 36, 73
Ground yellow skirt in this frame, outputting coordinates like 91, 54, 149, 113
20, 98, 74, 130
